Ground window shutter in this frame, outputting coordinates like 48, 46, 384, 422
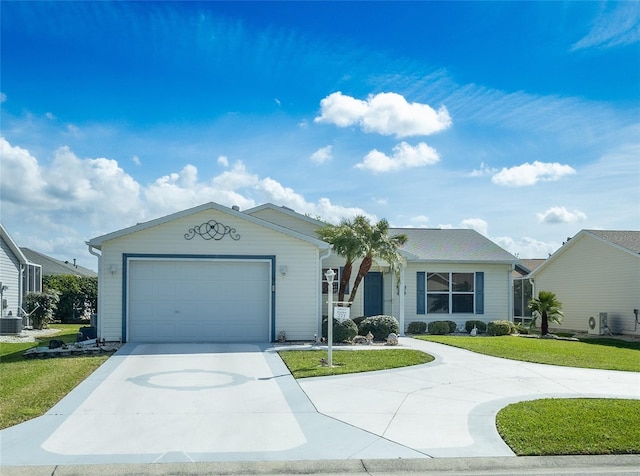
475, 272, 484, 314
417, 272, 425, 314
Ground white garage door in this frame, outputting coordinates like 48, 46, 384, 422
128, 260, 270, 342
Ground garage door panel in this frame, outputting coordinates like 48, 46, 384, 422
129, 260, 270, 343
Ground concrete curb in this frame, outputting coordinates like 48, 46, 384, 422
3, 455, 640, 476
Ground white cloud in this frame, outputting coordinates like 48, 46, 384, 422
0, 137, 47, 205
491, 161, 576, 187
460, 218, 489, 236
45, 112, 56, 120
469, 162, 498, 177
132, 155, 141, 166
494, 235, 559, 259
217, 155, 229, 167
537, 206, 587, 224
314, 91, 451, 138
0, 92, 6, 103
355, 141, 440, 173
310, 145, 332, 164
572, 2, 640, 51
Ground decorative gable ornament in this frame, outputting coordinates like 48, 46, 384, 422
184, 219, 241, 241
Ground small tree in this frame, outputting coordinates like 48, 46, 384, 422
528, 290, 564, 336
24, 291, 59, 330
348, 217, 408, 303
317, 218, 363, 303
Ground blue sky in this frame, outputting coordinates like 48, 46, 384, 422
1, 1, 639, 270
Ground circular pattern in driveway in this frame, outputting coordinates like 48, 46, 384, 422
127, 369, 251, 390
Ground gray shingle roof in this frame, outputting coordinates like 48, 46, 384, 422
20, 248, 97, 277
585, 230, 640, 254
390, 228, 517, 262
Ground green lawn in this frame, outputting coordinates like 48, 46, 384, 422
497, 398, 640, 455
0, 324, 111, 429
416, 335, 640, 372
278, 349, 434, 378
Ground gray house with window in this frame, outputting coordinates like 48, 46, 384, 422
88, 202, 518, 343
0, 224, 42, 323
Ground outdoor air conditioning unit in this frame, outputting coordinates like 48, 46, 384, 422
588, 312, 608, 335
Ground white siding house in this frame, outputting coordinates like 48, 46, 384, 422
87, 202, 330, 343
0, 224, 42, 322
88, 202, 518, 343
529, 230, 640, 336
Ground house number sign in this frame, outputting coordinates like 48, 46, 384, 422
184, 219, 241, 241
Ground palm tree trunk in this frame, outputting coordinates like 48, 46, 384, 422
541, 311, 549, 335
349, 255, 373, 303
338, 263, 352, 303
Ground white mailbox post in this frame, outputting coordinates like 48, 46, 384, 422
325, 268, 335, 366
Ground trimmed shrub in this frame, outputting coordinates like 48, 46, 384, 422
358, 315, 399, 341
487, 320, 516, 336
407, 321, 427, 334
427, 320, 451, 335
514, 323, 530, 335
322, 317, 358, 343
465, 320, 487, 334
445, 320, 457, 333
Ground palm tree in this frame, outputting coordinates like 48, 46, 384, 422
348, 217, 408, 304
316, 218, 364, 302
528, 290, 564, 336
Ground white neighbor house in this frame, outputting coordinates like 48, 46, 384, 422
87, 202, 518, 343
528, 230, 640, 336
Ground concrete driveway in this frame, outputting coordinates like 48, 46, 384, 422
0, 343, 424, 467
1, 339, 638, 467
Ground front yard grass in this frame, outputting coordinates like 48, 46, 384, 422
0, 324, 110, 430
278, 349, 434, 378
497, 398, 640, 455
416, 335, 640, 372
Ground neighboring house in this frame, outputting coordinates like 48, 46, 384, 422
0, 224, 42, 318
20, 248, 97, 278
87, 202, 518, 343
528, 230, 640, 336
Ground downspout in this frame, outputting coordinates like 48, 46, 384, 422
318, 246, 333, 342
87, 244, 102, 340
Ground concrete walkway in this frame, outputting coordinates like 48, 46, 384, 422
297, 337, 640, 457
1, 337, 638, 471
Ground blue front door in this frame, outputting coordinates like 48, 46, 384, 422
364, 272, 383, 316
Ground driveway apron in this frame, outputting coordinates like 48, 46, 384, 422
0, 343, 425, 466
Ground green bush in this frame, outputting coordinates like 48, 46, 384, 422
43, 275, 98, 323
465, 320, 487, 333
514, 323, 530, 335
427, 320, 451, 335
322, 317, 358, 343
488, 320, 516, 336
407, 321, 427, 334
358, 315, 399, 341
23, 291, 59, 330
445, 320, 457, 333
